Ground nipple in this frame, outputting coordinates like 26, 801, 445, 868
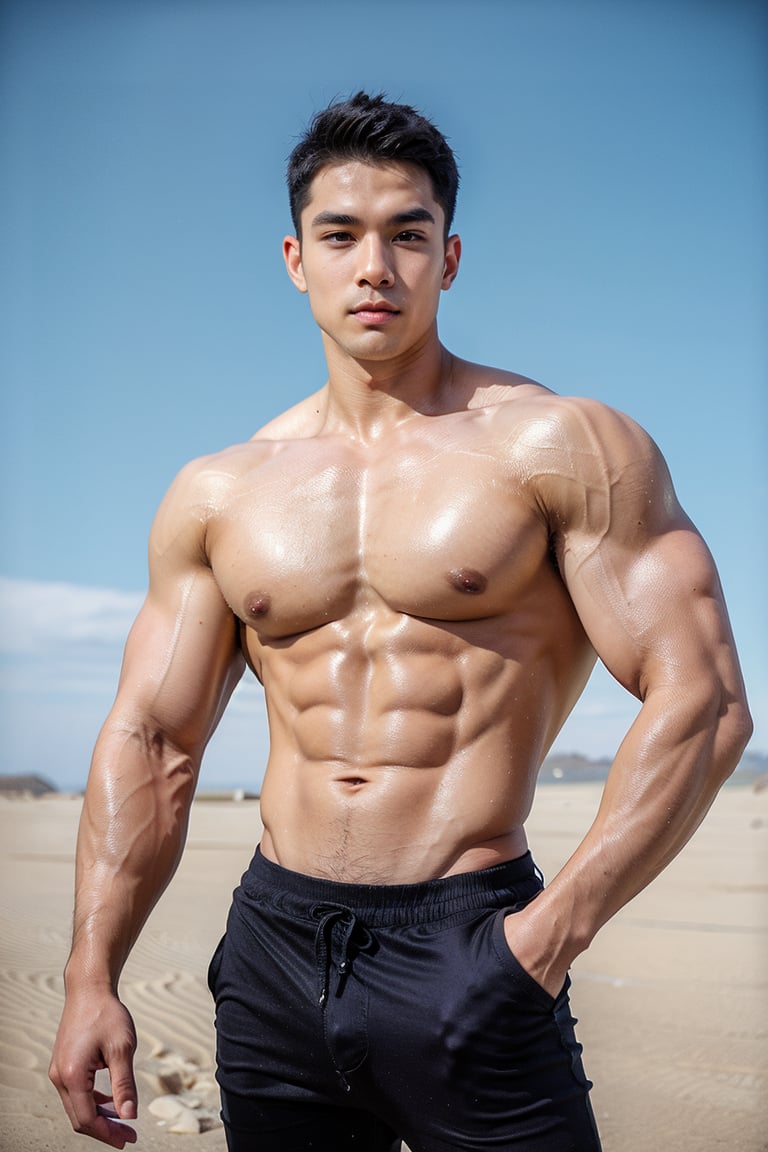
448, 568, 487, 595
245, 591, 271, 618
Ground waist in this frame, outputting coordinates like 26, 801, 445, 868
241, 845, 542, 926
259, 754, 535, 884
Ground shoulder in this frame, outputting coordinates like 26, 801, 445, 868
508, 393, 659, 462
453, 363, 668, 500
163, 440, 272, 502
456, 377, 679, 538
509, 394, 682, 539
149, 439, 276, 562
461, 364, 662, 476
152, 389, 329, 541
457, 360, 654, 457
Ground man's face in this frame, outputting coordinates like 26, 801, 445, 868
283, 160, 460, 365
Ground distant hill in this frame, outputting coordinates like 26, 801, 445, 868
540, 754, 613, 782
730, 749, 768, 789
0, 774, 58, 797
541, 750, 768, 785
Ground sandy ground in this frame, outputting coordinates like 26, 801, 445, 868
1, 785, 766, 1152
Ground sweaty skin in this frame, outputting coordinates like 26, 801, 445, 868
233, 380, 595, 883
49, 159, 752, 1148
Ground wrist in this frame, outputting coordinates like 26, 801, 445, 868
63, 952, 121, 997
514, 888, 590, 972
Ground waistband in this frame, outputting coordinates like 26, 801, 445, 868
241, 846, 540, 926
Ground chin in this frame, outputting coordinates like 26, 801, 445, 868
337, 334, 405, 362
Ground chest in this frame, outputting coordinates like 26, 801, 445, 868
208, 433, 549, 635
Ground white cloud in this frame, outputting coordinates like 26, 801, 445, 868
0, 577, 143, 654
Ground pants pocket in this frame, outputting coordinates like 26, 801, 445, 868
490, 908, 561, 1008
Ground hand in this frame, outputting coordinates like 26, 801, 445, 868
502, 901, 572, 999
49, 989, 138, 1148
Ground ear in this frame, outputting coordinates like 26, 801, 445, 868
283, 235, 307, 293
441, 234, 461, 291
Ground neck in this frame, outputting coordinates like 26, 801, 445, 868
321, 332, 458, 441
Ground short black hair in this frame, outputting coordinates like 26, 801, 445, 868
287, 91, 460, 238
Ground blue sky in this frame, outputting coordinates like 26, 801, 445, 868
1, 0, 765, 789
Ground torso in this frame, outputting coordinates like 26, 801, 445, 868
201, 369, 596, 882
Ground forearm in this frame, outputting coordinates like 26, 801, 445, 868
523, 680, 751, 977
65, 719, 199, 993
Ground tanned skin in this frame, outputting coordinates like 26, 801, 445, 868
50, 160, 752, 1148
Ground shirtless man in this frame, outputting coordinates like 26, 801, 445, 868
50, 92, 752, 1152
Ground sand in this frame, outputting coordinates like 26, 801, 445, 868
1, 785, 765, 1152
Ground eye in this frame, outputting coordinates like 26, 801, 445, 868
324, 231, 355, 245
393, 230, 424, 243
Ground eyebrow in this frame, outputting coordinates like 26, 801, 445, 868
310, 208, 436, 229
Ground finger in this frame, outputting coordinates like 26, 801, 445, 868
96, 1103, 139, 1146
106, 1051, 138, 1121
51, 1083, 82, 1139
49, 1059, 92, 1136
67, 1084, 137, 1148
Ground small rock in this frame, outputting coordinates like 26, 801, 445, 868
148, 1095, 187, 1121
168, 1106, 202, 1135
192, 1077, 217, 1094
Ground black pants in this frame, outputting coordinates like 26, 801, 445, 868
208, 848, 602, 1151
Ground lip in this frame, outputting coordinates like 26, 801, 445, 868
351, 302, 400, 325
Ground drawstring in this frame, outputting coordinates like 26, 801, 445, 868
312, 903, 374, 1009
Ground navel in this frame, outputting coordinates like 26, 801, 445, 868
448, 567, 488, 594
245, 591, 272, 618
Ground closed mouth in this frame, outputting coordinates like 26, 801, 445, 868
351, 303, 400, 323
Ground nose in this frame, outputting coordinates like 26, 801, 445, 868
355, 235, 394, 288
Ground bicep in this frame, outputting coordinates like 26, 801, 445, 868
111, 471, 245, 754
114, 568, 244, 754
562, 517, 741, 707
536, 400, 740, 703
